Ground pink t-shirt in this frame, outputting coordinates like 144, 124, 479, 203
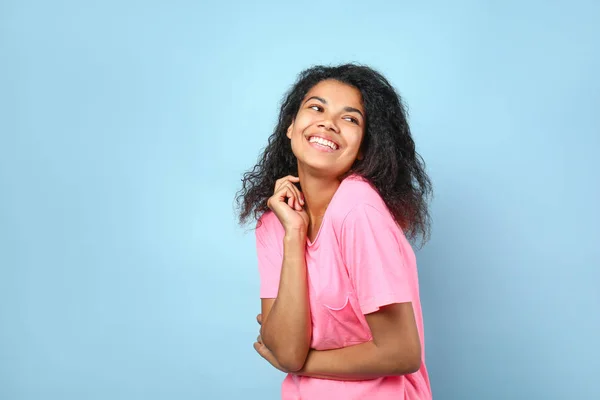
256, 174, 432, 400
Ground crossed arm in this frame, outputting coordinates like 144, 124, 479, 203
254, 229, 422, 379
256, 299, 422, 380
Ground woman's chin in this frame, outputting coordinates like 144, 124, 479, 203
298, 159, 349, 177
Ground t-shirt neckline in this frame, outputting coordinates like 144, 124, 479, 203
306, 174, 359, 247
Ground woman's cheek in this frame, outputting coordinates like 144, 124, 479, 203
348, 136, 363, 155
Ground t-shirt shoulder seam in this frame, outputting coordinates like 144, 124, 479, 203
340, 202, 388, 228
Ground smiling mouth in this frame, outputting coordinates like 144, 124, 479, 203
307, 136, 339, 151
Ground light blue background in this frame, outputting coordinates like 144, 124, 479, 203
1, 1, 598, 399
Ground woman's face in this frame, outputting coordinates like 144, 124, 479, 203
287, 79, 365, 178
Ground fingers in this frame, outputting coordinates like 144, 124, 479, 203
254, 341, 272, 365
288, 192, 301, 211
256, 314, 263, 344
253, 341, 263, 355
279, 185, 300, 210
275, 176, 302, 198
274, 178, 304, 211
274, 175, 300, 190
273, 185, 302, 211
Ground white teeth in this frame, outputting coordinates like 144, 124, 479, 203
309, 136, 338, 150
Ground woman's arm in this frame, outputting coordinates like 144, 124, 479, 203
292, 202, 422, 380
259, 229, 311, 372
296, 302, 421, 380
256, 176, 312, 372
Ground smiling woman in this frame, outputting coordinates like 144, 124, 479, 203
288, 81, 365, 176
236, 64, 433, 400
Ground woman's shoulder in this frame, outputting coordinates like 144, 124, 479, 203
333, 174, 389, 217
333, 175, 408, 242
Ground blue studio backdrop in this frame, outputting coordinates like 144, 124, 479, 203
1, 1, 598, 399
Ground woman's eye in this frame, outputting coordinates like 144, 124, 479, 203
309, 105, 322, 112
344, 116, 359, 124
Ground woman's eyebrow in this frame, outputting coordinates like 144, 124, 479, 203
344, 106, 364, 118
304, 96, 327, 104
304, 96, 364, 118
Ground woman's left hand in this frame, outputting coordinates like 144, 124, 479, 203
254, 313, 289, 373
254, 340, 289, 373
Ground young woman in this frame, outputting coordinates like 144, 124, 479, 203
236, 64, 433, 399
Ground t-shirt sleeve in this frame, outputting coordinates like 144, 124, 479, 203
255, 216, 283, 299
340, 203, 413, 314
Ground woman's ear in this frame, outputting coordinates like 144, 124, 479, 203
357, 150, 364, 161
286, 121, 294, 139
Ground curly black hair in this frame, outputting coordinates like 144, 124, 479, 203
235, 63, 432, 245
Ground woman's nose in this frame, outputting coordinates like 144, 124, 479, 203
318, 116, 339, 133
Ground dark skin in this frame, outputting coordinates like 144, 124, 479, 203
255, 302, 422, 379
256, 176, 311, 372
254, 80, 422, 378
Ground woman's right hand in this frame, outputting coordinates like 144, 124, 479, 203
267, 175, 309, 234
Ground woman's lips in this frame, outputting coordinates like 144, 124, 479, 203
306, 135, 339, 153
308, 140, 336, 153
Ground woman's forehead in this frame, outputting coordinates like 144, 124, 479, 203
303, 80, 364, 107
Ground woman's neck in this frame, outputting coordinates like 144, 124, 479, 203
298, 169, 342, 240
